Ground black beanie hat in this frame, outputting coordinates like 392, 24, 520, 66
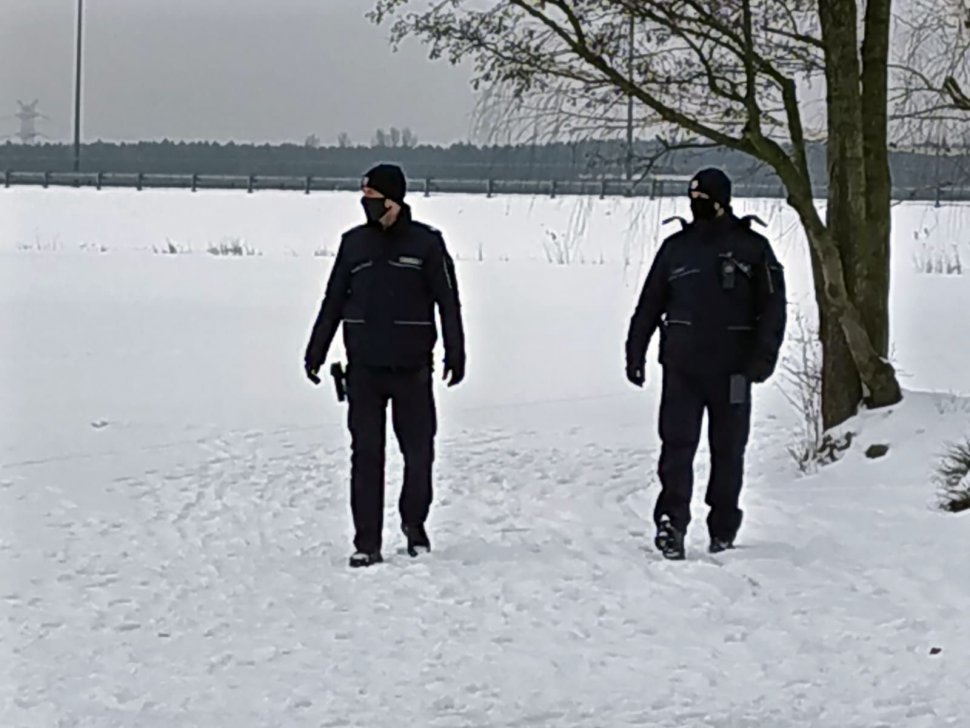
362, 164, 407, 203
689, 168, 732, 207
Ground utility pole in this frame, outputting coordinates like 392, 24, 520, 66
625, 12, 635, 182
73, 0, 84, 172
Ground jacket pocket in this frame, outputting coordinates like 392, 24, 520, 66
667, 267, 700, 283
658, 318, 695, 367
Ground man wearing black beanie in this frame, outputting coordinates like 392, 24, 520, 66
625, 167, 787, 560
304, 163, 466, 568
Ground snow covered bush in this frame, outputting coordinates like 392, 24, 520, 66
153, 239, 191, 255
541, 202, 591, 265
935, 438, 970, 513
778, 310, 827, 473
934, 393, 970, 415
777, 310, 859, 473
207, 237, 260, 257
912, 241, 963, 275
17, 235, 62, 252
542, 229, 580, 265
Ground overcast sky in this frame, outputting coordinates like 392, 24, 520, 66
0, 0, 479, 145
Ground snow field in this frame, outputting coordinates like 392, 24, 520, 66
1, 189, 969, 726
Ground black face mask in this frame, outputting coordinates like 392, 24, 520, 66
690, 197, 720, 221
361, 197, 388, 225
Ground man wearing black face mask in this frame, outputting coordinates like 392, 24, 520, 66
304, 163, 466, 568
625, 168, 786, 560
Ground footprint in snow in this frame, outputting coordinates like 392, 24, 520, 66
91, 420, 110, 429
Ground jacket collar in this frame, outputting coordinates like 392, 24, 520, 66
692, 212, 739, 233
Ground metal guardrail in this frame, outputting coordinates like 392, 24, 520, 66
0, 169, 791, 198
1, 169, 965, 202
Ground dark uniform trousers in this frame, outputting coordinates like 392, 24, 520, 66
656, 366, 750, 540
347, 364, 437, 553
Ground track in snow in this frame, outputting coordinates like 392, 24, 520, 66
4, 423, 966, 728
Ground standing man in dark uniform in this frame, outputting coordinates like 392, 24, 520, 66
625, 168, 786, 560
304, 164, 466, 568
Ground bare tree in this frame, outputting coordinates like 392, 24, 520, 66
337, 132, 352, 148
373, 128, 389, 148
370, 0, 902, 429
893, 1, 970, 121
402, 127, 419, 148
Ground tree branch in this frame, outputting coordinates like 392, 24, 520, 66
508, 0, 750, 151
741, 0, 763, 136
763, 25, 825, 51
943, 75, 970, 110
669, 26, 746, 104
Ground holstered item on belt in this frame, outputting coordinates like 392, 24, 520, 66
330, 363, 347, 403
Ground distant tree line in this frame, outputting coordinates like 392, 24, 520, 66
306, 127, 419, 149
1, 139, 967, 195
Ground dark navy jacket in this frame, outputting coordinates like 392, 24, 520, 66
305, 206, 465, 371
626, 214, 786, 381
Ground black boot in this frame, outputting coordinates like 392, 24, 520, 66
708, 536, 735, 554
349, 550, 383, 568
706, 509, 742, 554
402, 523, 430, 557
654, 516, 685, 560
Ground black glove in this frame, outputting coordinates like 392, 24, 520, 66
745, 355, 774, 384
443, 355, 465, 387
305, 361, 321, 385
626, 362, 645, 388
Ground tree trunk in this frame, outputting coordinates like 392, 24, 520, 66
818, 0, 869, 426
802, 231, 861, 429
775, 169, 902, 428
798, 212, 902, 423
810, 0, 901, 427
861, 0, 893, 358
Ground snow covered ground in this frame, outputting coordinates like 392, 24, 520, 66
1, 189, 969, 726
